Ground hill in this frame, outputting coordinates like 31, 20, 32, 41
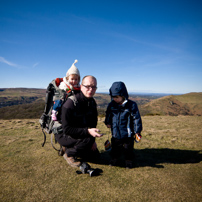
0, 88, 201, 119
0, 88, 46, 108
0, 88, 159, 119
141, 92, 202, 116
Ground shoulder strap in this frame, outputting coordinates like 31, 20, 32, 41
68, 92, 78, 106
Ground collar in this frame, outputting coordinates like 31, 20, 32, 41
121, 100, 128, 107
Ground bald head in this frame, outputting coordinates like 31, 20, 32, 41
81, 75, 97, 98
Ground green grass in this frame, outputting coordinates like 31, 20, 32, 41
0, 116, 202, 201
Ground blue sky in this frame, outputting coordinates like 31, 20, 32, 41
0, 0, 202, 94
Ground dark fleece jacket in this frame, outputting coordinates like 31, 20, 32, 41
61, 91, 98, 139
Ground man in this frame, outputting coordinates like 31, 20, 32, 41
55, 75, 103, 167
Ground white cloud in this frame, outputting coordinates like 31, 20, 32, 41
33, 62, 39, 68
0, 56, 18, 67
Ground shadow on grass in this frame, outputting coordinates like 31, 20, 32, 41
98, 148, 202, 168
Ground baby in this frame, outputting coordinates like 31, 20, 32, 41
59, 59, 80, 92
51, 60, 80, 121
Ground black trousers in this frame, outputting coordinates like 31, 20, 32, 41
55, 133, 96, 159
111, 137, 134, 161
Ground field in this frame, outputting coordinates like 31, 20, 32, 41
0, 116, 202, 201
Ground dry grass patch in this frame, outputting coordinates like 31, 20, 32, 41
0, 116, 202, 201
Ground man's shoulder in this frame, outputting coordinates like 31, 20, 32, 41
62, 98, 74, 108
74, 91, 83, 100
63, 93, 79, 108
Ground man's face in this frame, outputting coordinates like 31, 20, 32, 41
81, 77, 97, 98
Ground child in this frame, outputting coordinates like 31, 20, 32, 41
104, 81, 142, 169
51, 60, 80, 121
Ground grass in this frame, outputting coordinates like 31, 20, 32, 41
0, 116, 202, 201
176, 93, 202, 104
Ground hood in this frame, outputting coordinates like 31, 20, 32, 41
109, 81, 129, 100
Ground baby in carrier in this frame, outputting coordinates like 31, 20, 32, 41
51, 59, 80, 121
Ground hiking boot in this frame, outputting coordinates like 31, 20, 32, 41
63, 153, 81, 168
109, 158, 117, 166
125, 160, 133, 169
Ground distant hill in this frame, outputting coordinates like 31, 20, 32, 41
0, 88, 201, 119
141, 92, 202, 116
0, 88, 160, 119
0, 88, 46, 108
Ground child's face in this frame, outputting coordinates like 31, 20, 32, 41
112, 96, 124, 104
68, 74, 79, 86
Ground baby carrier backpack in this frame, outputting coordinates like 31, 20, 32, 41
39, 78, 77, 155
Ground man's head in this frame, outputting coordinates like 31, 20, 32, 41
81, 76, 97, 98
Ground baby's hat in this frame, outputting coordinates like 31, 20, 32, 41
66, 59, 80, 78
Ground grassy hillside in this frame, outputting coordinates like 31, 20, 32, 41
0, 88, 46, 97
141, 92, 202, 116
0, 88, 158, 119
0, 116, 201, 201
0, 88, 46, 109
1, 88, 202, 118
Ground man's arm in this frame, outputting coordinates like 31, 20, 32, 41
62, 99, 102, 139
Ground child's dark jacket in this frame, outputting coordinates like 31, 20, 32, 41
105, 82, 142, 139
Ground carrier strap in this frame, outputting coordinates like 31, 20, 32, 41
41, 129, 46, 147
69, 92, 78, 106
51, 133, 61, 151
65, 83, 80, 93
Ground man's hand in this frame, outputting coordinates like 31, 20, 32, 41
88, 128, 103, 137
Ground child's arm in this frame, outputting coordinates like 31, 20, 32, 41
131, 102, 142, 134
104, 103, 112, 127
132, 104, 142, 142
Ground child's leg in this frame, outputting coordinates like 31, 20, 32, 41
52, 100, 63, 121
110, 137, 123, 159
123, 137, 134, 161
53, 99, 63, 111
123, 137, 134, 168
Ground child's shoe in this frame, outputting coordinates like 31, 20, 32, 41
125, 160, 133, 169
51, 110, 57, 121
109, 158, 117, 166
